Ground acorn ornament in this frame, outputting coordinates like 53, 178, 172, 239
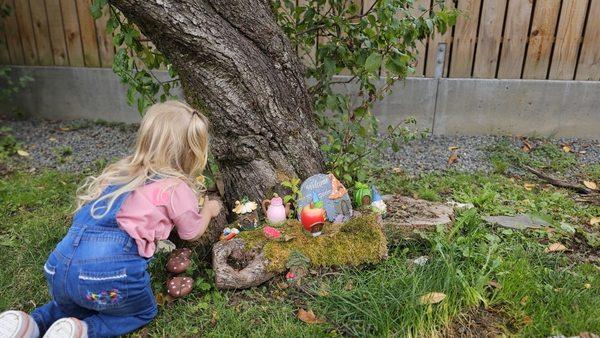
167, 276, 194, 298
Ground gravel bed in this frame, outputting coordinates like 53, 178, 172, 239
4, 118, 136, 172
3, 118, 599, 175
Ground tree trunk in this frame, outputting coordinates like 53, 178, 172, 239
109, 0, 325, 207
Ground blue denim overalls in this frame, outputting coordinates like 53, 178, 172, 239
31, 185, 157, 338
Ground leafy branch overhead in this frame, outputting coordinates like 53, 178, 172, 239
91, 0, 456, 183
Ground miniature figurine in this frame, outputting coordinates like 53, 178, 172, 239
220, 227, 240, 241
354, 182, 372, 207
232, 197, 259, 230
285, 271, 297, 283
370, 186, 387, 218
300, 192, 326, 236
262, 193, 291, 226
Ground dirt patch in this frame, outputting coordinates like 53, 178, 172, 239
442, 306, 511, 338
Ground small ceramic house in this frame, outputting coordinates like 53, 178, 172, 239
297, 173, 353, 223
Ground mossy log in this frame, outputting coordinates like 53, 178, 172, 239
210, 195, 455, 290
212, 214, 388, 289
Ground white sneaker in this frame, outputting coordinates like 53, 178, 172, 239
43, 318, 87, 338
0, 310, 40, 338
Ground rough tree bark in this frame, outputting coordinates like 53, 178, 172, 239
109, 0, 325, 207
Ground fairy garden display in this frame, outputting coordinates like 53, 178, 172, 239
159, 173, 395, 293
210, 173, 390, 290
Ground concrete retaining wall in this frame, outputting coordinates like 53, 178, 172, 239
2, 66, 599, 138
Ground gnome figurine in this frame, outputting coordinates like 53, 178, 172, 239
370, 186, 387, 219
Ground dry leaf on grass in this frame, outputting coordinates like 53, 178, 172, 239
522, 140, 533, 152
562, 145, 572, 153
523, 183, 536, 191
583, 181, 598, 190
419, 292, 446, 304
487, 281, 502, 289
544, 242, 567, 253
16, 150, 30, 157
447, 150, 459, 165
590, 217, 600, 226
297, 309, 325, 324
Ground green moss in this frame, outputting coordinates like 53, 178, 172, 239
238, 214, 387, 272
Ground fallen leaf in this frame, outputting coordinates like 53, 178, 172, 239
59, 126, 71, 132
520, 295, 529, 305
49, 137, 57, 142
523, 183, 536, 191
297, 309, 325, 324
16, 150, 30, 157
562, 144, 571, 153
392, 167, 403, 174
522, 140, 533, 153
282, 234, 295, 242
447, 150, 459, 165
583, 181, 598, 190
523, 315, 533, 325
544, 242, 567, 253
590, 217, 600, 226
419, 292, 446, 304
155, 293, 166, 307
448, 146, 459, 151
584, 283, 591, 289
487, 281, 502, 289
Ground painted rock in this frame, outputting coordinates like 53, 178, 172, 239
167, 276, 194, 298
263, 226, 282, 240
297, 174, 353, 223
166, 254, 191, 274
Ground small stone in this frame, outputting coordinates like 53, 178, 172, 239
412, 256, 429, 266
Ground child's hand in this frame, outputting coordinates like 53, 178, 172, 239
203, 198, 222, 218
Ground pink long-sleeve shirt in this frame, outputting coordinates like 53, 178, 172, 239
116, 178, 205, 257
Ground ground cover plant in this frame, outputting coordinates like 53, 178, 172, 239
1, 139, 598, 337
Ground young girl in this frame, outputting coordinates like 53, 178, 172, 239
0, 101, 221, 338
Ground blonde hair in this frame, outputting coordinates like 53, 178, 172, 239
76, 100, 210, 218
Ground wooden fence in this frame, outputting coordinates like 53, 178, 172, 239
1, 0, 599, 81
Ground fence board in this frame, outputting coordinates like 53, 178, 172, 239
549, 0, 588, 80
575, 0, 600, 80
45, 0, 69, 66
60, 0, 84, 67
497, 0, 534, 78
95, 6, 114, 67
76, 0, 100, 67
3, 0, 24, 64
0, 32, 10, 64
425, 0, 454, 77
410, 0, 430, 77
473, 0, 507, 78
29, 0, 53, 65
449, 0, 481, 77
14, 0, 37, 65
522, 0, 561, 79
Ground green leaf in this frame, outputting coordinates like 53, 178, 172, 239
364, 52, 382, 74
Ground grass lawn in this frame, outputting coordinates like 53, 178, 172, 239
1, 143, 599, 337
